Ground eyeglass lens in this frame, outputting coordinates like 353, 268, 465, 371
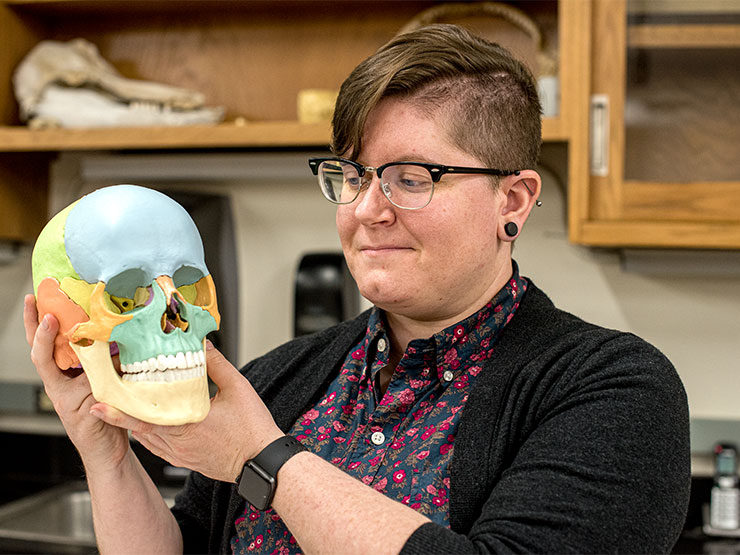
317, 160, 433, 209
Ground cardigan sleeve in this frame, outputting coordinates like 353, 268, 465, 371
171, 470, 216, 554
401, 333, 691, 554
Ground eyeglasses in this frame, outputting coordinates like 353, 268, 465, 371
308, 157, 518, 210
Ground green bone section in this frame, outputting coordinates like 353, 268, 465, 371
32, 201, 82, 295
109, 280, 218, 366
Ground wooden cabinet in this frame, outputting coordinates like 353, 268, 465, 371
0, 0, 590, 241
571, 0, 740, 249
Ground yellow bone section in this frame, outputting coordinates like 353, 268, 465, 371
60, 277, 120, 316
71, 282, 133, 343
177, 283, 197, 304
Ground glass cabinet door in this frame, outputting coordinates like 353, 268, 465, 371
580, 0, 740, 248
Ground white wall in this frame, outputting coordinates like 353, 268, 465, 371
1, 152, 738, 424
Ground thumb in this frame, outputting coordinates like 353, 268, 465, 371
204, 340, 240, 389
30, 313, 63, 384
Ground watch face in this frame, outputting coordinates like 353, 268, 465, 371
237, 463, 276, 511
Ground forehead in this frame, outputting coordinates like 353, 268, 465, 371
359, 97, 480, 166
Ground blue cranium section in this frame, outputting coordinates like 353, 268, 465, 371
64, 185, 209, 297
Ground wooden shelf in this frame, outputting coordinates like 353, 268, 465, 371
0, 121, 332, 152
0, 117, 566, 152
622, 181, 740, 222
578, 220, 740, 249
628, 24, 740, 48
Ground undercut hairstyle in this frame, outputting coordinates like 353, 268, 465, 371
331, 24, 542, 177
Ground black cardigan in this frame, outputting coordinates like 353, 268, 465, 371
172, 281, 691, 553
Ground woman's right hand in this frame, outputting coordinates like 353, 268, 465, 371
24, 294, 130, 469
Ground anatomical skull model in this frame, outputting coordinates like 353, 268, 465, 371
32, 185, 220, 425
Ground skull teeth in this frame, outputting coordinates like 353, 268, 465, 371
120, 350, 206, 383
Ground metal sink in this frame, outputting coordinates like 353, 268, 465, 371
0, 481, 177, 554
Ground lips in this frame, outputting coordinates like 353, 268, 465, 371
359, 244, 411, 252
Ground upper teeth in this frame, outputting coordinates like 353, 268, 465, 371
121, 350, 206, 383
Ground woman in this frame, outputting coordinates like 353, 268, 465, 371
25, 25, 690, 553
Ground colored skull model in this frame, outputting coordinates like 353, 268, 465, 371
32, 184, 220, 425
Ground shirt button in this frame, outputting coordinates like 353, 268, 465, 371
377, 338, 387, 352
371, 431, 385, 445
443, 370, 454, 382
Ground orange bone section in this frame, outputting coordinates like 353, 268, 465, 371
71, 282, 133, 343
194, 274, 221, 327
36, 277, 89, 369
155, 275, 186, 305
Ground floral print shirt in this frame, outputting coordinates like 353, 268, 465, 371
231, 270, 527, 554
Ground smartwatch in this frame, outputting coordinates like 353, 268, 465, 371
236, 435, 307, 510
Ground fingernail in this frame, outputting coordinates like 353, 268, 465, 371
205, 339, 214, 350
40, 315, 49, 330
89, 408, 103, 419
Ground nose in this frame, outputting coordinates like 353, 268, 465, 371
353, 172, 396, 223
155, 276, 189, 333
155, 275, 181, 304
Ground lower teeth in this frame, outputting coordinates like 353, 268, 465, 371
121, 366, 205, 383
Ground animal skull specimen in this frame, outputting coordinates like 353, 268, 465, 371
14, 38, 224, 129
32, 185, 220, 425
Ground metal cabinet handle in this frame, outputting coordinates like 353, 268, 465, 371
590, 94, 610, 177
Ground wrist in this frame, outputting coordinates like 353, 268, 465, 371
232, 427, 283, 483
82, 444, 138, 489
236, 435, 307, 510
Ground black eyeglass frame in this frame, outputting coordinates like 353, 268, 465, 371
308, 156, 518, 183
308, 156, 526, 209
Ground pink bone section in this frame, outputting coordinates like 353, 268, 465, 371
36, 277, 89, 370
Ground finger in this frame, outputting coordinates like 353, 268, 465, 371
23, 294, 39, 347
30, 313, 65, 386
89, 402, 157, 435
204, 341, 241, 390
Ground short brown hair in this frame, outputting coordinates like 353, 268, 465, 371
332, 24, 542, 173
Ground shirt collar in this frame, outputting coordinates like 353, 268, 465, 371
360, 261, 527, 383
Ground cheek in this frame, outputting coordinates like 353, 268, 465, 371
335, 206, 354, 246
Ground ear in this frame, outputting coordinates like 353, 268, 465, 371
497, 169, 542, 242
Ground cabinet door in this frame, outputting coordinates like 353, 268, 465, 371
576, 0, 740, 249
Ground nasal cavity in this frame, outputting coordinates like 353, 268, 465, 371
161, 295, 189, 333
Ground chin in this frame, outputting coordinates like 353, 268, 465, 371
358, 284, 412, 313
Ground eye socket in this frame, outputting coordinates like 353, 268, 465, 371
110, 295, 135, 313
109, 286, 153, 313
173, 266, 205, 288
106, 268, 148, 298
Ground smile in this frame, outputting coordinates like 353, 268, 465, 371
360, 246, 411, 253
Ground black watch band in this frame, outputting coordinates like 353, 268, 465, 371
236, 435, 306, 510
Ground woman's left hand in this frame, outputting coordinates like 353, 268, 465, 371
89, 342, 283, 483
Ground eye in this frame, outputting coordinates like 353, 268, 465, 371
345, 176, 362, 190
396, 168, 432, 191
